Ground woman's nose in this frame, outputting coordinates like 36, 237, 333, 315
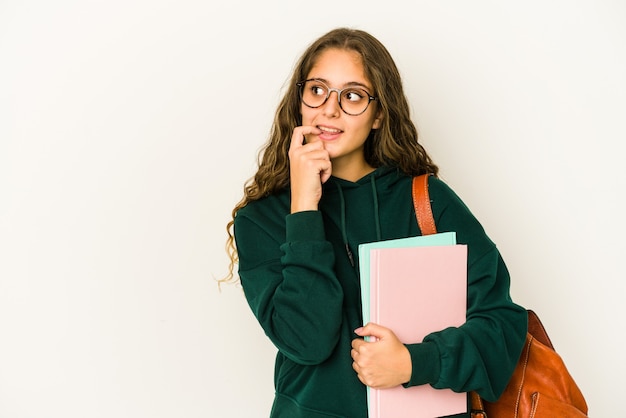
321, 90, 341, 117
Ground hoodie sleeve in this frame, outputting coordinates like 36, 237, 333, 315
234, 206, 344, 365
403, 177, 528, 402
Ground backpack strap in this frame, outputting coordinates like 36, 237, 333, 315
412, 174, 437, 235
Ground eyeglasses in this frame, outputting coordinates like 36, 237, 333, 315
297, 79, 378, 116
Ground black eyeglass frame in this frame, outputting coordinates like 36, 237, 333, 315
296, 79, 378, 116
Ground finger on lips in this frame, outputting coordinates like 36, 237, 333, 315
291, 126, 321, 148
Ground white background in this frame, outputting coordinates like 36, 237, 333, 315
1, 1, 624, 417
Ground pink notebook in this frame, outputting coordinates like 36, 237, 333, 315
368, 244, 468, 418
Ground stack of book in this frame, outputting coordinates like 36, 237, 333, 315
358, 232, 468, 418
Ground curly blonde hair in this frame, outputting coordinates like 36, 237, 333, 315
220, 27, 438, 285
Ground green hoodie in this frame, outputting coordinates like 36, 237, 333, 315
234, 167, 527, 418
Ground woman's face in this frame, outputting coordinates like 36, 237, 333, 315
301, 48, 382, 178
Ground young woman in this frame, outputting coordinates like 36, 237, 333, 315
223, 27, 527, 418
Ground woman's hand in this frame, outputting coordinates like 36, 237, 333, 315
288, 126, 330, 213
351, 323, 412, 389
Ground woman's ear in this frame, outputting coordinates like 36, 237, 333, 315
372, 110, 383, 130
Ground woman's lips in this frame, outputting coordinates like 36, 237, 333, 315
317, 125, 343, 141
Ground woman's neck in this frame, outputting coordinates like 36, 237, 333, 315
331, 160, 376, 182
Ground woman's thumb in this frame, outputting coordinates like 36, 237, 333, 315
354, 322, 387, 339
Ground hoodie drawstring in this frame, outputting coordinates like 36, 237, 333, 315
370, 176, 381, 241
336, 183, 354, 267
335, 176, 382, 268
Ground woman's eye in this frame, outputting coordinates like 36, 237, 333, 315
312, 86, 326, 96
344, 90, 365, 102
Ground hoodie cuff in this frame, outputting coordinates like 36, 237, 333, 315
403, 341, 441, 387
286, 211, 326, 242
